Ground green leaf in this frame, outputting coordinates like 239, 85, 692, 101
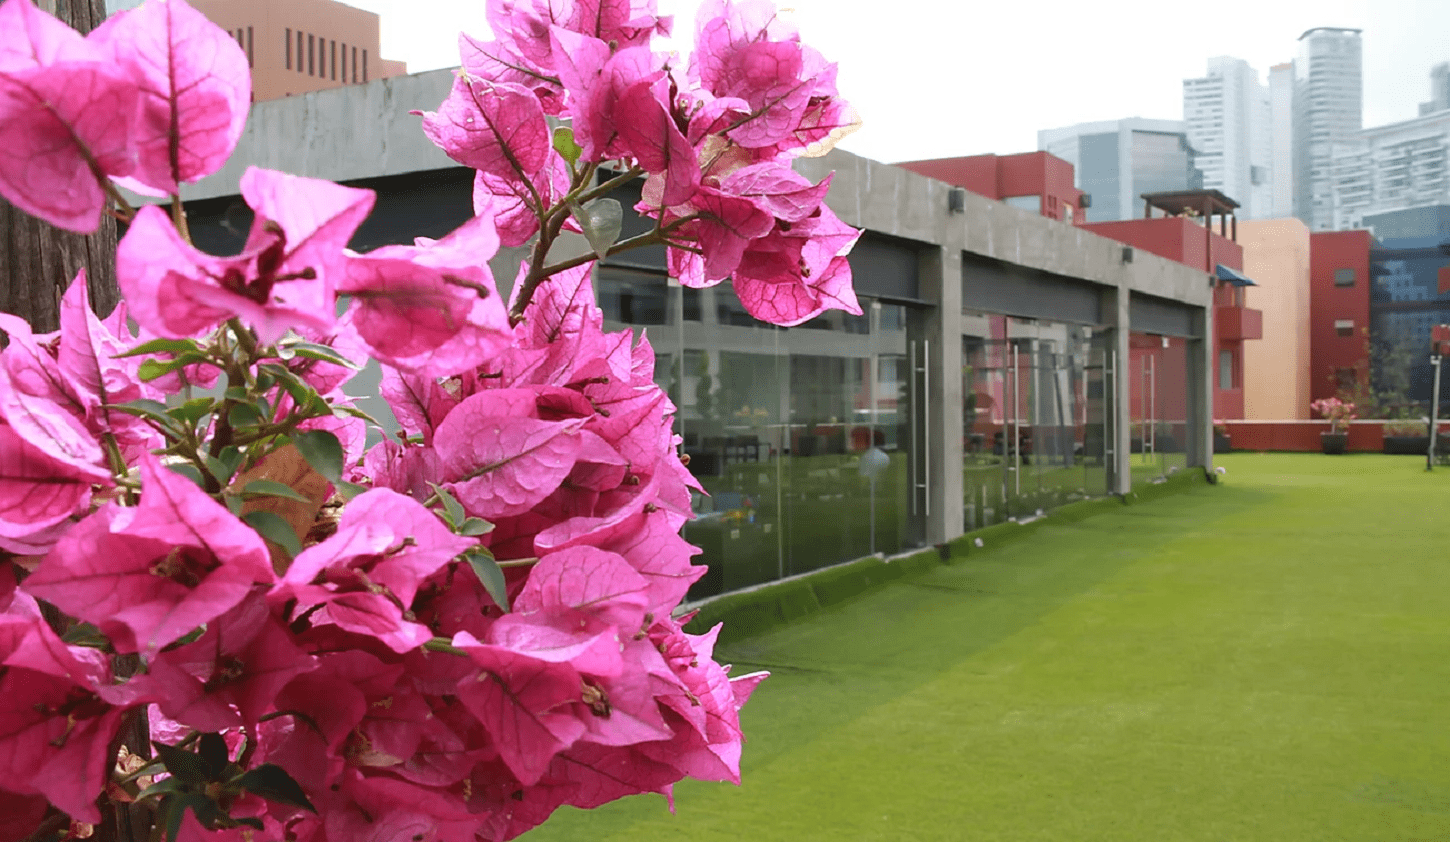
239, 480, 312, 504
429, 482, 464, 528
465, 549, 509, 612
162, 793, 221, 842
242, 511, 302, 559
135, 774, 185, 802
112, 399, 173, 425
335, 480, 367, 501
197, 733, 230, 779
201, 452, 236, 487
60, 622, 111, 650
293, 429, 343, 483
167, 397, 215, 426
459, 517, 495, 537
115, 337, 202, 358
137, 352, 208, 382
232, 764, 318, 813
224, 385, 250, 402
332, 403, 383, 426
553, 125, 583, 166
571, 198, 624, 262
228, 402, 265, 428
224, 494, 244, 516
166, 462, 206, 489
284, 341, 359, 369
155, 741, 211, 786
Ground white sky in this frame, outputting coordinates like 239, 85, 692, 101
349, 0, 1450, 164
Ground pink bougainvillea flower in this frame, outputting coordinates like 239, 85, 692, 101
0, 424, 93, 542
148, 594, 316, 732
339, 214, 511, 375
87, 0, 250, 194
487, 0, 670, 77
458, 31, 564, 115
616, 75, 700, 207
56, 272, 157, 455
285, 488, 476, 609
689, 0, 843, 152
418, 74, 550, 184
0, 612, 137, 824
0, 0, 142, 232
0, 312, 110, 482
432, 390, 587, 520
452, 631, 588, 786
731, 202, 862, 325
23, 455, 273, 657
472, 150, 575, 248
118, 168, 374, 343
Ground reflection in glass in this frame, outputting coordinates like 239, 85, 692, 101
602, 271, 925, 599
962, 312, 1109, 530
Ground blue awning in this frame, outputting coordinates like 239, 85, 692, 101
1215, 264, 1258, 286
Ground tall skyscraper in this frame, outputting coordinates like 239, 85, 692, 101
1268, 63, 1295, 218
1183, 57, 1272, 218
1037, 118, 1203, 223
1420, 63, 1450, 116
1293, 27, 1363, 231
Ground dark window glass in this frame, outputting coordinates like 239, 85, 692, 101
598, 268, 668, 325
285, 29, 291, 69
352, 46, 357, 83
247, 27, 253, 67
308, 34, 314, 76
363, 49, 368, 81
297, 31, 303, 73
1334, 267, 1356, 286
330, 40, 336, 80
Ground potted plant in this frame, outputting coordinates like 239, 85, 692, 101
1311, 397, 1356, 454
1382, 417, 1431, 454
1213, 420, 1232, 454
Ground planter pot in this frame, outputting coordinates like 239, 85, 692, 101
1383, 435, 1430, 455
1213, 433, 1232, 454
1321, 432, 1349, 455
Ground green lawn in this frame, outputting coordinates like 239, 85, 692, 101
525, 454, 1450, 841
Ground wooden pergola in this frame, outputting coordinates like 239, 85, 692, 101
1141, 189, 1240, 278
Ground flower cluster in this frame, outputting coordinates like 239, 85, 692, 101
0, 0, 860, 839
1310, 397, 1356, 434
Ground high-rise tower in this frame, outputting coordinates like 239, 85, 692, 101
1293, 27, 1363, 230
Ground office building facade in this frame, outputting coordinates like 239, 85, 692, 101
1038, 118, 1203, 223
1329, 110, 1450, 231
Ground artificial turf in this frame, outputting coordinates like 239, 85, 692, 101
525, 453, 1450, 841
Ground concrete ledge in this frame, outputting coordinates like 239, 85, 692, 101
681, 472, 1210, 644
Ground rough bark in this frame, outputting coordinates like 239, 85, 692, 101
0, 0, 120, 334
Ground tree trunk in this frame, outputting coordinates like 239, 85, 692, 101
7, 9, 148, 842
0, 0, 120, 334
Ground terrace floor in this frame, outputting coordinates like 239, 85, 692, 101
526, 454, 1450, 841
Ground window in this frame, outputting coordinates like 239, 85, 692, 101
352, 46, 358, 83
330, 41, 336, 80
285, 29, 291, 69
308, 34, 315, 76
1334, 319, 1354, 336
1334, 267, 1355, 286
1218, 350, 1233, 389
296, 31, 303, 73
247, 27, 253, 67
363, 49, 368, 81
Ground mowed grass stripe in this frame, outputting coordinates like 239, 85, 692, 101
526, 454, 1450, 841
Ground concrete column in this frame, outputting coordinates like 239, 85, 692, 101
1113, 285, 1133, 495
920, 245, 964, 544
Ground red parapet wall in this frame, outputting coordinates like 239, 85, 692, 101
1223, 420, 1448, 452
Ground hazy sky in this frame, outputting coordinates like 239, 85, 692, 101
349, 0, 1450, 164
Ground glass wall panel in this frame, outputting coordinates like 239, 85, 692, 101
963, 312, 1109, 527
601, 266, 926, 598
1127, 333, 1189, 486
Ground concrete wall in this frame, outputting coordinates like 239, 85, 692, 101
1239, 219, 1312, 419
